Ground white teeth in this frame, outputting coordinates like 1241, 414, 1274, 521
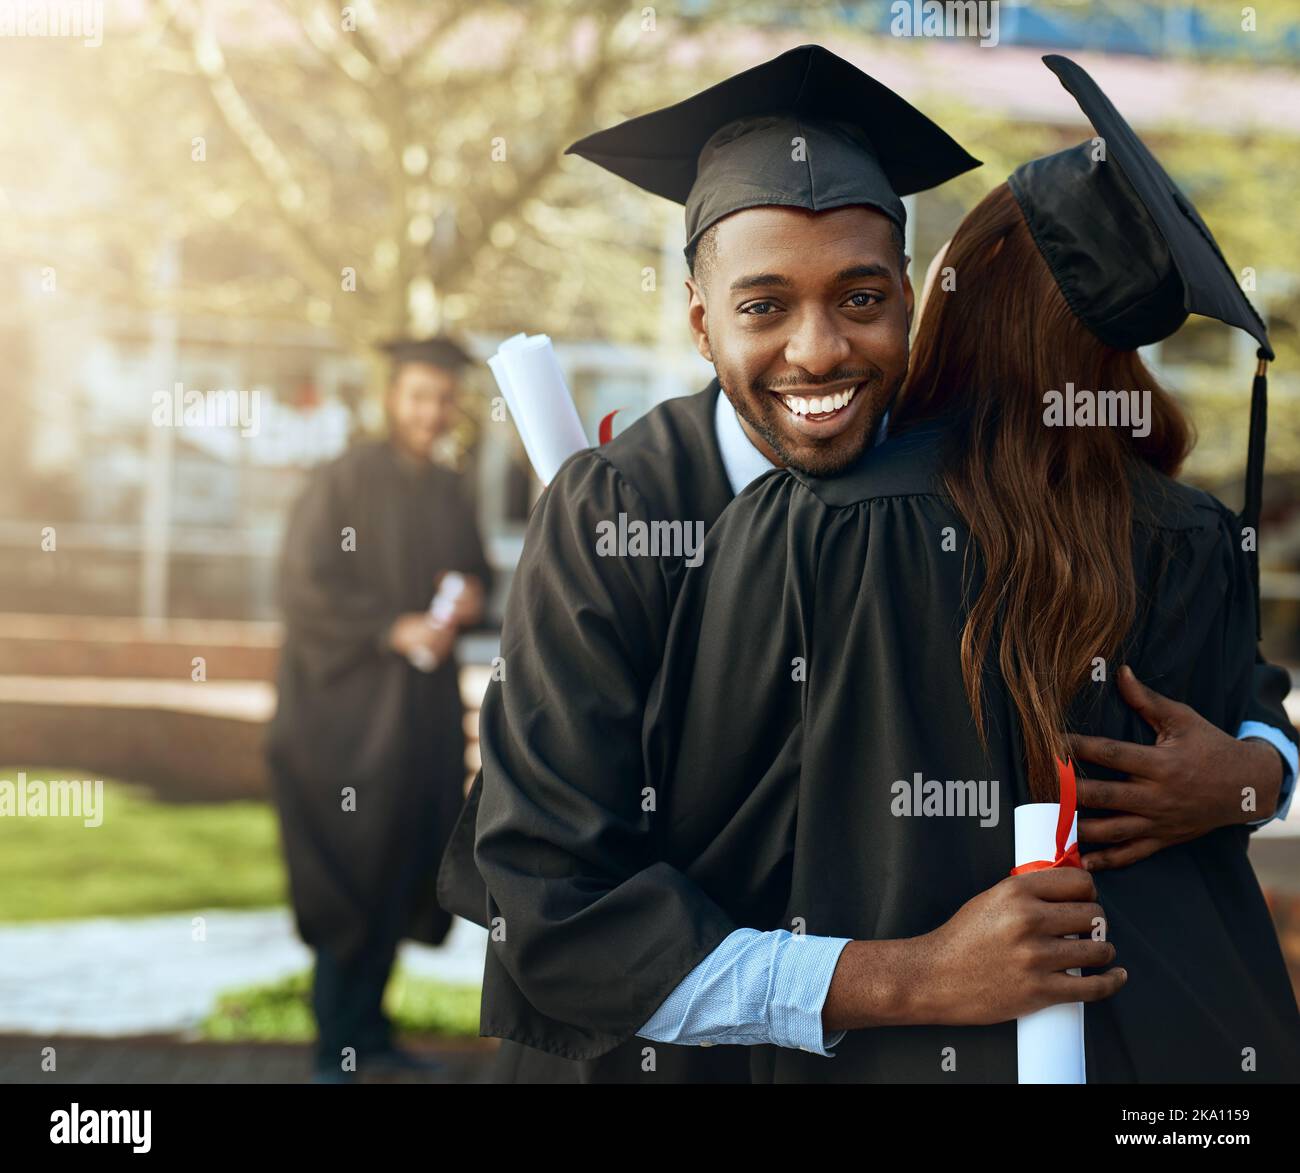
781, 384, 858, 416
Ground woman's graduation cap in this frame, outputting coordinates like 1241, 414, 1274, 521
1008, 54, 1273, 634
565, 43, 981, 258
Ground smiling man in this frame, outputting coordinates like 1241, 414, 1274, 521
688, 203, 911, 477
438, 45, 1297, 1084
267, 335, 493, 1083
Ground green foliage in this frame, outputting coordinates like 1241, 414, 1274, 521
200, 968, 481, 1041
0, 770, 286, 922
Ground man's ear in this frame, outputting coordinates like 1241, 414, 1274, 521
685, 277, 713, 364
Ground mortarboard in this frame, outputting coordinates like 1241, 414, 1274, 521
1007, 54, 1273, 635
565, 43, 981, 259
377, 335, 474, 373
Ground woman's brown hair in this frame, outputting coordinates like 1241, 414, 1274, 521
891, 182, 1194, 801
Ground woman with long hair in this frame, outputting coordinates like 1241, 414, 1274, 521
891, 178, 1195, 803
637, 56, 1300, 1082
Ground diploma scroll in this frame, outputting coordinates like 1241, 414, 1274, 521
487, 333, 590, 485
407, 572, 468, 674
1013, 785, 1087, 1085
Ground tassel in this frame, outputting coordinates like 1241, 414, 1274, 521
1243, 350, 1268, 642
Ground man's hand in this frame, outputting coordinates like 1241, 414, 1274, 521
388, 613, 456, 664
823, 868, 1125, 1031
446, 574, 485, 628
1066, 665, 1283, 872
911, 868, 1125, 1026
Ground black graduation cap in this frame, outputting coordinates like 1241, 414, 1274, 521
1008, 54, 1273, 634
377, 335, 473, 373
565, 43, 981, 259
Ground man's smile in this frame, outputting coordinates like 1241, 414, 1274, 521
768, 377, 868, 440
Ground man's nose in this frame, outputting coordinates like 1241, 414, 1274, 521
783, 309, 851, 377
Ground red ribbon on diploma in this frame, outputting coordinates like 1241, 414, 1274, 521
1010, 756, 1083, 875
598, 410, 621, 445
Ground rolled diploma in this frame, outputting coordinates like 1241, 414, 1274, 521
1013, 802, 1086, 1084
428, 571, 467, 627
407, 573, 469, 673
487, 334, 548, 479
492, 334, 589, 485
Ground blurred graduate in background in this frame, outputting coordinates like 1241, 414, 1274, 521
266, 336, 493, 1083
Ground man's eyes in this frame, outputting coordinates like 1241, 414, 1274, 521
738, 292, 884, 315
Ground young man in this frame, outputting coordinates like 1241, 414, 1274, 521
267, 336, 492, 1082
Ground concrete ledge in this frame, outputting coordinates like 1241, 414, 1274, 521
0, 702, 272, 802
0, 668, 488, 802
0, 615, 281, 681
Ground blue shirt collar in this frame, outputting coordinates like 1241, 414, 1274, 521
713, 386, 891, 497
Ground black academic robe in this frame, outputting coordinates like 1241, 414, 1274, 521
439, 382, 752, 1082
265, 438, 492, 964
441, 385, 1299, 1083
635, 420, 1300, 1082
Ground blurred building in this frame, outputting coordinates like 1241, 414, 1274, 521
0, 7, 1298, 658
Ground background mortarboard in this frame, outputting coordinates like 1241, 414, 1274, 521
378, 335, 474, 373
1008, 54, 1273, 635
565, 43, 981, 258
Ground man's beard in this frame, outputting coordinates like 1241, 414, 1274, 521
724, 366, 905, 478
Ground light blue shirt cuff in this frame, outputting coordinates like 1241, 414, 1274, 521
636, 927, 851, 1054
1238, 720, 1298, 825
770, 932, 852, 1055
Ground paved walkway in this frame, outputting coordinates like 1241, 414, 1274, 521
0, 908, 487, 1036
0, 1035, 495, 1083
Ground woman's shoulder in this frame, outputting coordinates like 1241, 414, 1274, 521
786, 420, 950, 508
1128, 462, 1237, 537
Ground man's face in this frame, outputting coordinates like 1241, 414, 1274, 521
387, 362, 458, 458
686, 205, 913, 477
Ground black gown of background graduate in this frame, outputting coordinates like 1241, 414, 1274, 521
266, 438, 492, 964
634, 422, 1300, 1083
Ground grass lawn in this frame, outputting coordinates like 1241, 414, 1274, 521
0, 767, 287, 921
201, 968, 482, 1041
1, 766, 485, 1042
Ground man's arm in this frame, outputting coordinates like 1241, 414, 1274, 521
474, 450, 738, 1047
278, 459, 403, 682
1069, 663, 1298, 870
443, 469, 496, 620
636, 928, 850, 1054
819, 871, 1126, 1032
1239, 651, 1298, 825
1239, 728, 1296, 825
638, 884, 1132, 1050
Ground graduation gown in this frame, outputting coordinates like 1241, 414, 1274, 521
635, 420, 1300, 1082
439, 382, 754, 1082
443, 386, 1299, 1083
265, 438, 492, 963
